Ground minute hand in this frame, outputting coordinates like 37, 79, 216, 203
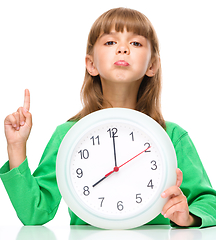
112, 133, 118, 167
92, 146, 151, 187
105, 146, 151, 177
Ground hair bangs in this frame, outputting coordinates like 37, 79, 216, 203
87, 8, 153, 54
102, 8, 151, 38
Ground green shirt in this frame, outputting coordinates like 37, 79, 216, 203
1, 121, 216, 228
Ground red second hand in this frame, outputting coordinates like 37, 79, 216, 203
105, 146, 151, 177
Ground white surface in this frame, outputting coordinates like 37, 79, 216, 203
1, 225, 216, 240
0, 0, 216, 227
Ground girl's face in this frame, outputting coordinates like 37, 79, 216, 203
86, 27, 155, 85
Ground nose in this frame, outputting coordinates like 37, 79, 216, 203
116, 43, 130, 55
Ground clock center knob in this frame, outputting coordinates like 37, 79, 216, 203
114, 166, 119, 172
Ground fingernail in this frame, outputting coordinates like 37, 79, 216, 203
23, 108, 28, 112
161, 192, 166, 198
164, 214, 167, 218
13, 124, 17, 128
16, 127, 20, 131
20, 121, 25, 126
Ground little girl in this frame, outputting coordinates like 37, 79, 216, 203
1, 7, 216, 228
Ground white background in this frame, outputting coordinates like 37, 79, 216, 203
0, 0, 216, 227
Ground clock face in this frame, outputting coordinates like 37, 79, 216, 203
57, 108, 177, 229
71, 120, 163, 218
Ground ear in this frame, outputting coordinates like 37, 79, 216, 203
145, 56, 160, 77
85, 55, 99, 76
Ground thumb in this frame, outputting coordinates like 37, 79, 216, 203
22, 107, 32, 128
176, 168, 183, 188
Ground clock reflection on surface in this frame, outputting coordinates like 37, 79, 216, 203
4, 225, 215, 240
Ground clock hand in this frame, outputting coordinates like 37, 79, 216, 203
112, 132, 118, 167
92, 166, 120, 188
92, 146, 151, 187
106, 146, 151, 176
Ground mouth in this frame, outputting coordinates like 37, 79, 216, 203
114, 60, 130, 67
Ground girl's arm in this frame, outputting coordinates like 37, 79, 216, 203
163, 122, 216, 228
0, 121, 75, 225
0, 90, 69, 225
4, 89, 32, 169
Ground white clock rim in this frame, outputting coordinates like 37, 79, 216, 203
56, 108, 177, 229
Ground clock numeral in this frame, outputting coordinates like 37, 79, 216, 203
78, 149, 89, 159
76, 168, 83, 178
151, 160, 157, 170
98, 197, 105, 207
83, 186, 90, 196
136, 193, 142, 203
90, 135, 100, 145
147, 179, 154, 189
129, 132, 134, 141
144, 142, 151, 152
107, 127, 118, 138
117, 201, 124, 211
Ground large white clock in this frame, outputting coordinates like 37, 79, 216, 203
56, 108, 177, 229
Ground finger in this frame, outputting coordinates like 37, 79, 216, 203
23, 89, 30, 111
162, 194, 186, 215
18, 107, 25, 126
161, 185, 182, 199
22, 107, 32, 128
176, 168, 183, 188
12, 112, 20, 130
163, 200, 187, 219
5, 114, 17, 128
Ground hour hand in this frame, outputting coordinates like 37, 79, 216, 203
92, 167, 118, 188
92, 176, 107, 188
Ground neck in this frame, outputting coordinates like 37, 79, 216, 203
101, 80, 142, 109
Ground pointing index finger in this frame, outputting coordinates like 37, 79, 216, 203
24, 89, 30, 111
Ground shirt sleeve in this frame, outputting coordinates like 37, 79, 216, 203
169, 125, 216, 228
0, 122, 74, 225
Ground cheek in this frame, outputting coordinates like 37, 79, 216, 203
137, 53, 152, 74
94, 57, 105, 74
94, 50, 112, 72
93, 50, 104, 69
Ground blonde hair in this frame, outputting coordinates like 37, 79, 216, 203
69, 7, 166, 129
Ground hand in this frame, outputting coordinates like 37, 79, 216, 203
4, 89, 32, 169
4, 89, 32, 145
92, 146, 151, 187
161, 168, 201, 227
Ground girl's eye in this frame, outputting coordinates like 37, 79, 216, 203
131, 42, 142, 47
105, 41, 116, 46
